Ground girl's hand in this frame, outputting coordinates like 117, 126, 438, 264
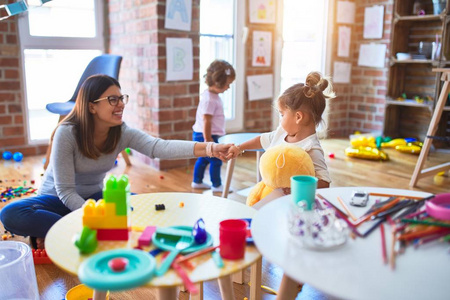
282, 188, 291, 195
227, 144, 242, 159
212, 143, 234, 161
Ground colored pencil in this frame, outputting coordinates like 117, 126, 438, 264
380, 223, 388, 264
400, 218, 450, 228
398, 227, 450, 241
362, 218, 385, 238
390, 230, 396, 270
355, 198, 401, 227
337, 196, 357, 221
369, 193, 430, 200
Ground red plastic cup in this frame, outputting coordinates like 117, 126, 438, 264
219, 219, 247, 260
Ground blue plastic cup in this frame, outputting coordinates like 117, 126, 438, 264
291, 175, 318, 210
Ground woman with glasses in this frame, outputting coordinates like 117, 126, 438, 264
0, 74, 233, 250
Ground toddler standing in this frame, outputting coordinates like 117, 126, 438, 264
191, 60, 236, 192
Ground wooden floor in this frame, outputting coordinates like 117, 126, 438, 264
0, 138, 448, 300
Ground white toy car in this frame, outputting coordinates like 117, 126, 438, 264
350, 191, 369, 207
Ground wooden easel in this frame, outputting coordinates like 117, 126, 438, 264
410, 68, 450, 187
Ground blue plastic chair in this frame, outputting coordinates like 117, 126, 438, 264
45, 54, 123, 117
44, 54, 131, 169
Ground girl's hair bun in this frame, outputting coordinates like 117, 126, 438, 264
304, 71, 334, 99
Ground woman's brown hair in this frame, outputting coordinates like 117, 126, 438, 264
51, 74, 122, 159
278, 71, 336, 125
204, 60, 236, 88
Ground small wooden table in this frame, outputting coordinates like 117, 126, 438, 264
46, 193, 261, 300
252, 187, 450, 300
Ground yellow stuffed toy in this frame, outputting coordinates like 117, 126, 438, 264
246, 144, 315, 206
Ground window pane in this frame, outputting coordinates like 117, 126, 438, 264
200, 0, 234, 35
27, 0, 96, 37
24, 49, 101, 140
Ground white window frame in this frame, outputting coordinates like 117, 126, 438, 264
17, 0, 105, 144
273, 0, 334, 133
227, 0, 245, 132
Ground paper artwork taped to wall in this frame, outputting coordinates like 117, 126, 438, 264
333, 62, 351, 83
363, 5, 384, 39
337, 1, 355, 24
166, 38, 193, 81
249, 0, 276, 24
338, 26, 351, 57
164, 0, 192, 31
358, 44, 387, 68
247, 74, 273, 101
252, 31, 272, 67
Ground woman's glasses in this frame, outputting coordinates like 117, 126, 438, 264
93, 94, 129, 106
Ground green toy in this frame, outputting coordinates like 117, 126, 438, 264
74, 226, 98, 254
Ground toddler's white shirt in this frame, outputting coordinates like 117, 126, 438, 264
260, 126, 331, 183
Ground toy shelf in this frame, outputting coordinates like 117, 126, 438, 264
384, 0, 449, 147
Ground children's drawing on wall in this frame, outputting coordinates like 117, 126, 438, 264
358, 43, 387, 68
337, 1, 355, 24
247, 74, 273, 101
333, 61, 352, 83
166, 38, 193, 81
363, 5, 384, 39
338, 26, 351, 57
252, 31, 272, 67
164, 0, 192, 31
249, 0, 275, 24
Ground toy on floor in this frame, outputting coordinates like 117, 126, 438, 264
32, 249, 52, 264
12, 152, 23, 162
2, 151, 13, 160
345, 146, 389, 161
246, 144, 315, 206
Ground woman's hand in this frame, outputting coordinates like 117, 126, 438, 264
212, 143, 234, 161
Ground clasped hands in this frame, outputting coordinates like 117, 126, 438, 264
209, 144, 243, 161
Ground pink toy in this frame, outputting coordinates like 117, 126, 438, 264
426, 193, 450, 220
138, 226, 157, 247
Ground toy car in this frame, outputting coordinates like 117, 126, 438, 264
350, 191, 369, 207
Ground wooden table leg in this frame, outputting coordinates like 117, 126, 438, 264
222, 158, 236, 198
218, 274, 236, 300
276, 274, 300, 300
93, 290, 108, 300
156, 287, 177, 300
250, 257, 262, 300
190, 283, 203, 300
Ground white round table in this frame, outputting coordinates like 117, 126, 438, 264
251, 187, 450, 300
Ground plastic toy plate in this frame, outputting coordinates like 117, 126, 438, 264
152, 225, 213, 253
78, 249, 156, 291
65, 284, 109, 300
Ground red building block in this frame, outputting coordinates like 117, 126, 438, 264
97, 229, 129, 241
32, 249, 52, 264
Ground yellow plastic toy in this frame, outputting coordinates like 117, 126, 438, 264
381, 138, 407, 148
345, 146, 389, 161
246, 144, 315, 206
350, 136, 376, 148
395, 143, 421, 154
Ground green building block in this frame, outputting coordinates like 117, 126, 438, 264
103, 174, 130, 216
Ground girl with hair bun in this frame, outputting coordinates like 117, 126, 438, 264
229, 71, 335, 189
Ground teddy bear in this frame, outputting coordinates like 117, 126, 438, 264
246, 144, 315, 206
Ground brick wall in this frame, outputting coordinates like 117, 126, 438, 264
0, 1, 47, 156
243, 1, 275, 132
108, 0, 274, 169
330, 0, 393, 137
108, 0, 200, 169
